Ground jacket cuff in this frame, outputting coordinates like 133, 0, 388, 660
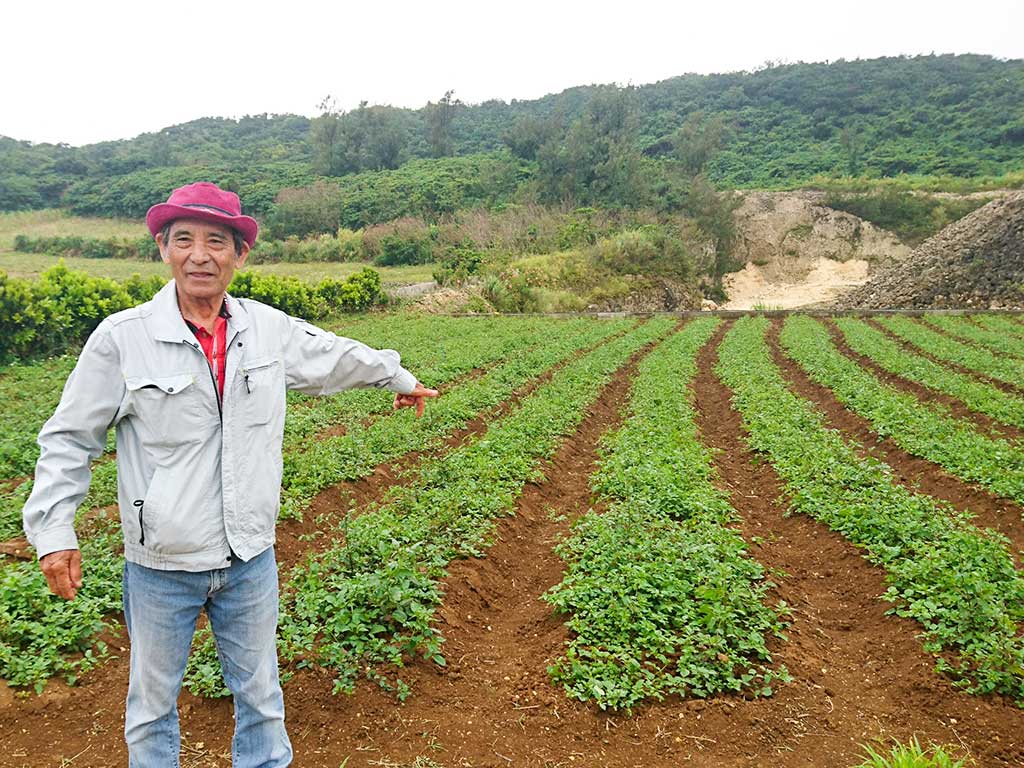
388, 368, 418, 395
30, 525, 80, 560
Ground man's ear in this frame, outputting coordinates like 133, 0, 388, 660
154, 232, 171, 265
236, 241, 251, 268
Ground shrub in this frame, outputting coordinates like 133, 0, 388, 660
432, 241, 484, 286
590, 226, 695, 280
0, 263, 162, 363
374, 234, 433, 266
316, 268, 385, 312
227, 271, 325, 318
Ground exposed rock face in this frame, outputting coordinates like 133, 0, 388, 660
724, 191, 911, 309
734, 192, 910, 276
831, 192, 1024, 309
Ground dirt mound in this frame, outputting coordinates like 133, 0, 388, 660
724, 191, 909, 310
832, 192, 1024, 309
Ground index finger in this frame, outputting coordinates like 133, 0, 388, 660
411, 384, 439, 398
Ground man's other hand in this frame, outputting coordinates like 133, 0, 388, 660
393, 383, 439, 418
40, 549, 82, 600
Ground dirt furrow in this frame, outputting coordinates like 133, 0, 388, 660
260, 331, 679, 768
0, 325, 637, 768
692, 320, 1024, 768
824, 319, 1024, 443
766, 320, 1024, 563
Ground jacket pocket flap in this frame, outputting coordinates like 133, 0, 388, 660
125, 373, 196, 395
241, 357, 279, 374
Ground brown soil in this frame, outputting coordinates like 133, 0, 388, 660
824, 320, 1024, 443
3, 321, 1024, 768
766, 321, 1024, 563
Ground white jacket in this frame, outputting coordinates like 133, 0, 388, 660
23, 280, 417, 571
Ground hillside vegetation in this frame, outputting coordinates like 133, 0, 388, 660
3, 55, 1021, 217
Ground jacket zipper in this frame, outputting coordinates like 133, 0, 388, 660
134, 499, 146, 545
184, 338, 223, 422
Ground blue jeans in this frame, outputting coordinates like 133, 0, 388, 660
122, 547, 292, 767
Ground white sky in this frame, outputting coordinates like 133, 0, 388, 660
2, 0, 1022, 147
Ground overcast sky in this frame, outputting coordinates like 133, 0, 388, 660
3, 0, 1021, 147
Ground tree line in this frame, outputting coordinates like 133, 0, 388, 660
3, 54, 1022, 213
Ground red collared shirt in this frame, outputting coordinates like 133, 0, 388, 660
184, 301, 230, 401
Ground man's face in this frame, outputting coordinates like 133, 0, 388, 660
156, 218, 250, 303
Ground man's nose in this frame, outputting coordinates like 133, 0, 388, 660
190, 240, 212, 261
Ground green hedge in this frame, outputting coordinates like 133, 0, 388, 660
0, 264, 164, 362
13, 234, 160, 260
1, 264, 385, 364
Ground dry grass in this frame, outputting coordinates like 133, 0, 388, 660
0, 209, 146, 250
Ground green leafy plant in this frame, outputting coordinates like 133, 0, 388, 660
854, 737, 972, 767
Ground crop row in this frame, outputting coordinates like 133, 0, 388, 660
277, 317, 630, 519
834, 317, 1024, 432
922, 314, 1024, 360
543, 317, 790, 710
973, 313, 1024, 339
781, 316, 1024, 507
258, 317, 677, 699
1, 318, 624, 688
877, 316, 1024, 389
717, 317, 1024, 700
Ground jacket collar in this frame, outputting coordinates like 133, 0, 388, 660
150, 279, 250, 343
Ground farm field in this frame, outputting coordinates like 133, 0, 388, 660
0, 251, 437, 286
0, 210, 437, 285
1, 313, 1024, 767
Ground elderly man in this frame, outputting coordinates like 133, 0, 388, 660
22, 181, 437, 766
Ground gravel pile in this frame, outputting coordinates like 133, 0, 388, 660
831, 192, 1024, 309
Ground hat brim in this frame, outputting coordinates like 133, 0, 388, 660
146, 203, 259, 247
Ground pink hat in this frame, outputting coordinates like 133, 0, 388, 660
146, 182, 259, 246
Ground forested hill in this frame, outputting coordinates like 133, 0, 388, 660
2, 54, 1022, 215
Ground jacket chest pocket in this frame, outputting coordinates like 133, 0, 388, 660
125, 373, 210, 444
236, 359, 283, 426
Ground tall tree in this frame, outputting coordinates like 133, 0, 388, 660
310, 96, 343, 176
426, 90, 461, 157
535, 87, 646, 206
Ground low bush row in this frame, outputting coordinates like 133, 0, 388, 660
13, 234, 159, 260
0, 264, 385, 363
544, 317, 790, 709
718, 317, 1024, 700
